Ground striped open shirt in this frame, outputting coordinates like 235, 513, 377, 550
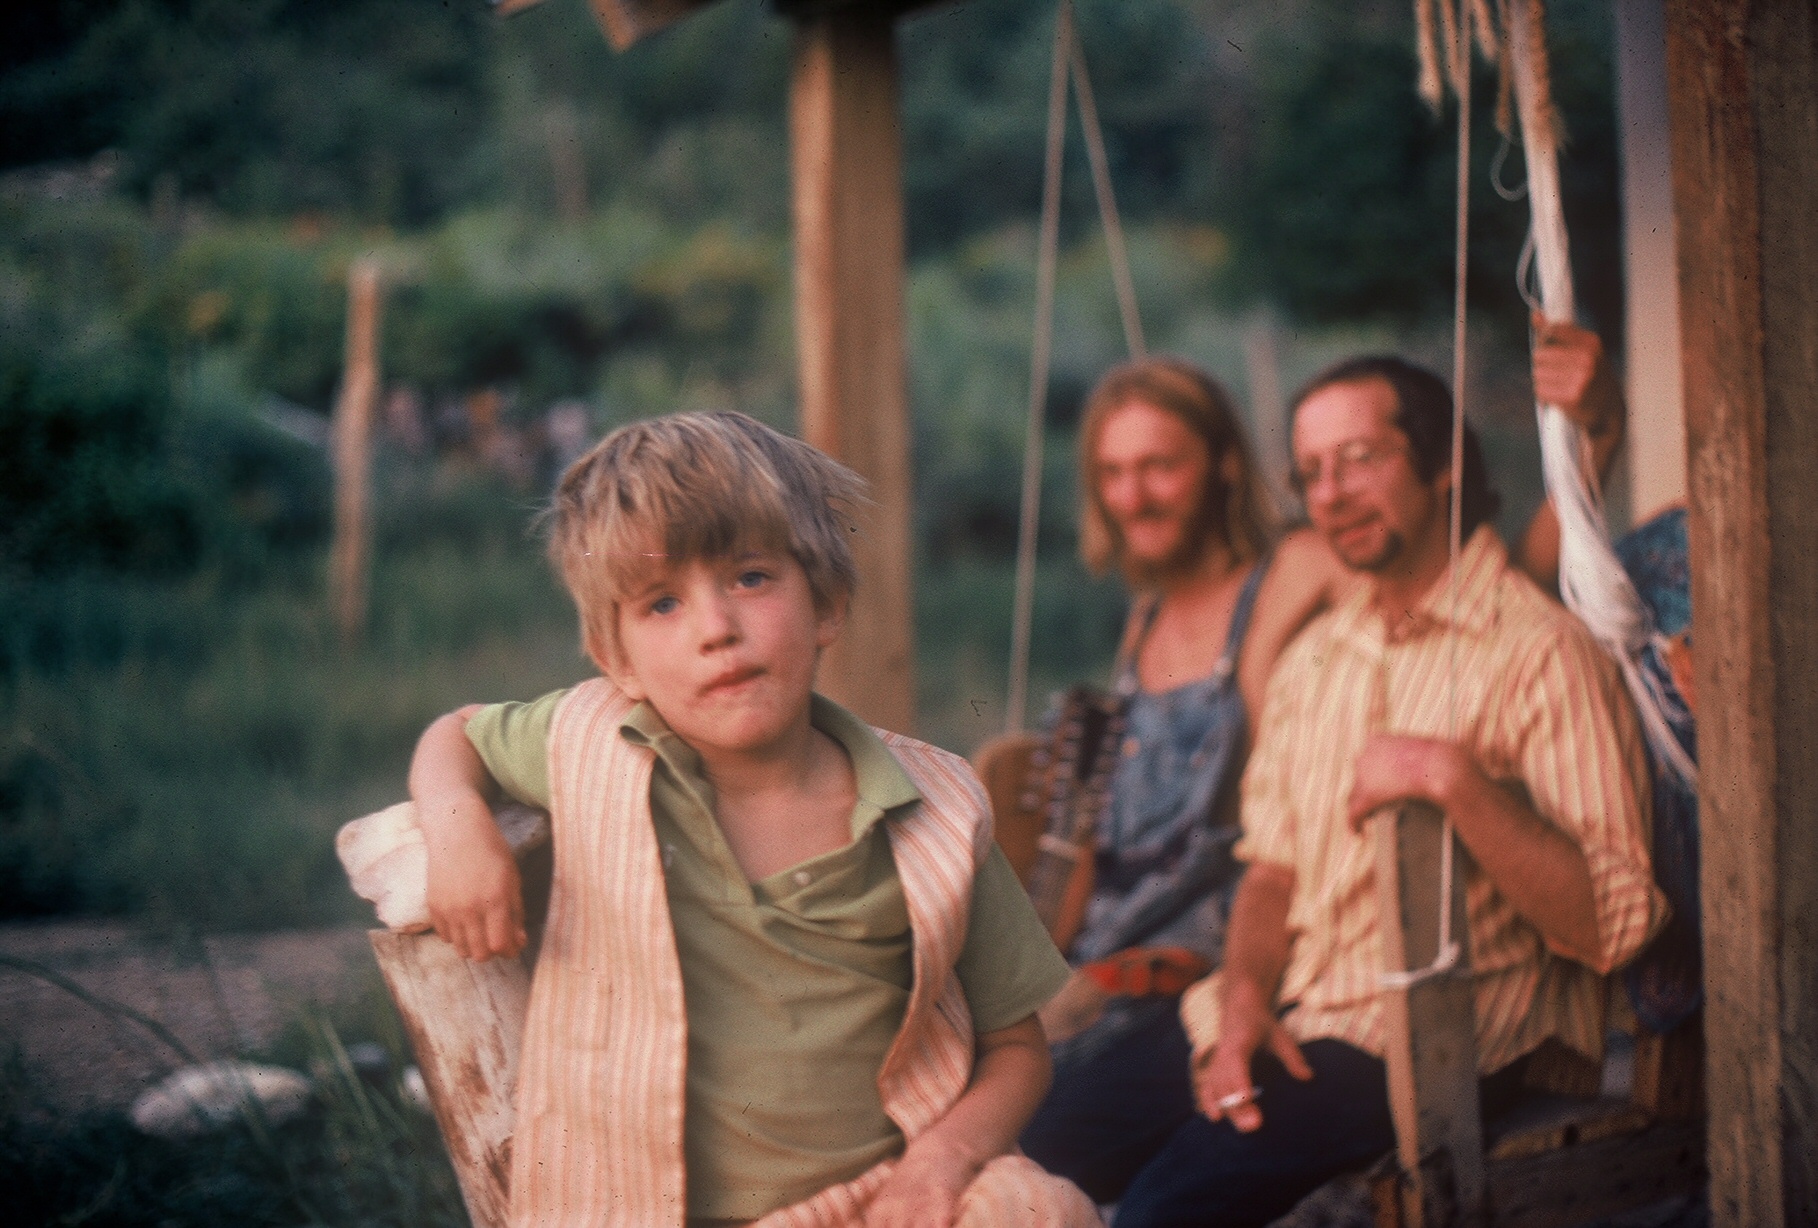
1222, 527, 1668, 1073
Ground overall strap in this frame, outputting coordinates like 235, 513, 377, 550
1213, 554, 1271, 681
1117, 555, 1271, 694
1113, 593, 1164, 696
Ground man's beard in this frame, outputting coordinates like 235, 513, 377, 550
1333, 528, 1406, 574
1113, 493, 1225, 589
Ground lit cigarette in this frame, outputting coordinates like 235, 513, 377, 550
1213, 1086, 1263, 1112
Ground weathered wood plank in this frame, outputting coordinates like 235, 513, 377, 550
787, 7, 917, 734
1629, 1012, 1703, 1123
370, 931, 530, 1228
1665, 3, 1818, 1225
1375, 802, 1485, 1228
1484, 1094, 1654, 1162
1614, 0, 1688, 520
1484, 1120, 1704, 1228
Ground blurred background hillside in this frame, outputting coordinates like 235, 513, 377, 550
0, 0, 1625, 934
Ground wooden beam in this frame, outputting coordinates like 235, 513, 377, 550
1614, 0, 1688, 521
1664, 3, 1818, 1225
788, 8, 916, 734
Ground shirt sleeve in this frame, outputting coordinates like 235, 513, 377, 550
954, 844, 1073, 1033
462, 689, 567, 811
1507, 625, 1669, 974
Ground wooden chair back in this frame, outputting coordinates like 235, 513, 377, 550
1369, 803, 1705, 1228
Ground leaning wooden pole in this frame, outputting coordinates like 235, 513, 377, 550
330, 258, 382, 644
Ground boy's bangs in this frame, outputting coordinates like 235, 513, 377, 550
600, 474, 795, 602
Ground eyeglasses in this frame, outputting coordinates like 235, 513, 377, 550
1290, 437, 1409, 493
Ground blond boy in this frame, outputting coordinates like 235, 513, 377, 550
410, 412, 1096, 1228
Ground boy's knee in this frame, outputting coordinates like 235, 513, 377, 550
955, 1155, 1102, 1227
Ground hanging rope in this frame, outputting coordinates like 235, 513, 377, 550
1069, 28, 1146, 360
1004, 1, 1072, 737
1382, 0, 1481, 990
1005, 1, 1148, 734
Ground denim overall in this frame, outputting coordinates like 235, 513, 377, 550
1053, 560, 1265, 1067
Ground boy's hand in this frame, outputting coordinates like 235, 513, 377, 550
863, 1133, 978, 1228
424, 792, 526, 961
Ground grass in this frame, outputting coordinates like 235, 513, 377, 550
0, 467, 592, 930
0, 976, 470, 1228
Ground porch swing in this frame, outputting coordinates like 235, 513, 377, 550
978, 3, 1706, 1225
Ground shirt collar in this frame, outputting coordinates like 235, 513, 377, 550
618, 693, 922, 838
1328, 524, 1508, 652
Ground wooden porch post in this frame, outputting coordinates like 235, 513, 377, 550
1614, 0, 1687, 520
788, 7, 917, 734
1664, 4, 1818, 1225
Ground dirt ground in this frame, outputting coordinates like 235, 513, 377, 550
0, 920, 376, 1113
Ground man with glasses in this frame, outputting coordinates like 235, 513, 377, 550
1107, 356, 1667, 1228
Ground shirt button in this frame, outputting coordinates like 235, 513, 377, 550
792, 869, 813, 888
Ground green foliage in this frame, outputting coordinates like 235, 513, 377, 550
0, 471, 587, 926
1222, 0, 1622, 336
0, 339, 330, 584
3, 0, 495, 225
901, 0, 1225, 255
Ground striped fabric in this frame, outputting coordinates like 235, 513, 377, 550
510, 678, 1097, 1227
1215, 528, 1667, 1074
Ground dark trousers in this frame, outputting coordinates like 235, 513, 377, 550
1020, 1006, 1199, 1204
1024, 1016, 1529, 1228
1112, 1038, 1400, 1227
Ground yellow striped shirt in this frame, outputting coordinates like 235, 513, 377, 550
1233, 527, 1667, 1072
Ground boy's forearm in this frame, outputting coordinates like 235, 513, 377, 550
912, 1015, 1051, 1172
410, 705, 526, 960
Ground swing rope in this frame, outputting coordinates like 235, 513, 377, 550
1005, 0, 1146, 734
1382, 0, 1481, 989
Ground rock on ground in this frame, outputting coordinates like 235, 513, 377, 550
0, 921, 373, 1113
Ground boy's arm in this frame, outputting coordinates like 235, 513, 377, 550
410, 705, 527, 961
862, 1015, 1051, 1228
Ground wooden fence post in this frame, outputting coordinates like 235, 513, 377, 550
330, 257, 382, 644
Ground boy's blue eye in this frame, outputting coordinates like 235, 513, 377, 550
649, 595, 679, 615
736, 569, 771, 589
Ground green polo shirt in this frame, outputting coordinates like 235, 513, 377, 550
465, 690, 1068, 1221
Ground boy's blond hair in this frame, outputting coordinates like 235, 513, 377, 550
546, 411, 867, 669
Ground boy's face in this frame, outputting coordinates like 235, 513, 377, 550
608, 551, 844, 761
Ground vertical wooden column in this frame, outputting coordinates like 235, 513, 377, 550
330, 258, 382, 644
1664, 4, 1818, 1225
788, 10, 916, 734
1615, 0, 1687, 520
